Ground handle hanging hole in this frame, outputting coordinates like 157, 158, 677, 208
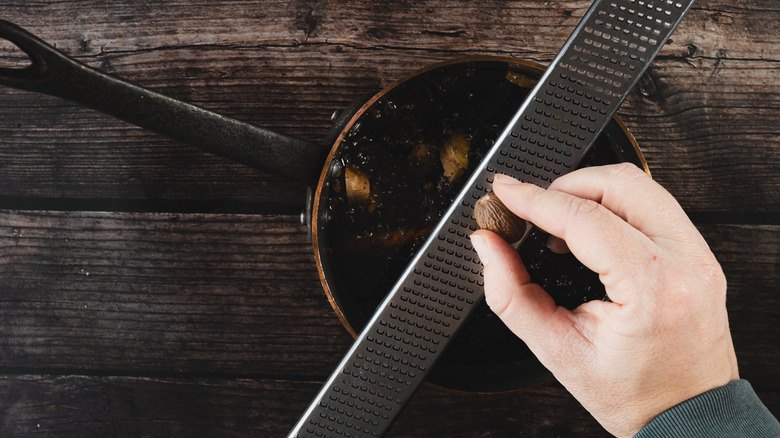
0, 37, 33, 69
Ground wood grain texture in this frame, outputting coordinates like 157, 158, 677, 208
0, 376, 777, 437
0, 0, 778, 436
0, 1, 777, 215
0, 376, 613, 437
0, 211, 778, 434
0, 211, 352, 378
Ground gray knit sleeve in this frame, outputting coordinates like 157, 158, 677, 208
634, 379, 780, 437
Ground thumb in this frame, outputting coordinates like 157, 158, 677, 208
470, 230, 587, 368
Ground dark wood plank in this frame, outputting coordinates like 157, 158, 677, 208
0, 1, 777, 436
0, 375, 316, 437
705, 225, 780, 389
0, 1, 777, 215
1, 211, 778, 388
0, 211, 353, 378
622, 58, 780, 216
0, 375, 776, 437
1, 0, 774, 58
0, 375, 604, 437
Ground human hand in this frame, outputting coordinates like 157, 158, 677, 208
469, 163, 739, 437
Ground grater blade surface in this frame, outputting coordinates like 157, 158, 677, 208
290, 0, 695, 436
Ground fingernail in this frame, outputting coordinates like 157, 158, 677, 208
470, 234, 490, 266
494, 174, 522, 185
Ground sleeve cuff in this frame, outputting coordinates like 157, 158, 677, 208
634, 379, 780, 438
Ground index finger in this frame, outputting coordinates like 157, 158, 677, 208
492, 173, 663, 303
549, 163, 705, 250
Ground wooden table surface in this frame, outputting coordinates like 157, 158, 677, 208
1, 1, 778, 436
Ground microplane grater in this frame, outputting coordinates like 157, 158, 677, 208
289, 0, 694, 436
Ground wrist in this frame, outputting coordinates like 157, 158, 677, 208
633, 379, 780, 438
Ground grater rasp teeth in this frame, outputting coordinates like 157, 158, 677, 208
289, 0, 695, 436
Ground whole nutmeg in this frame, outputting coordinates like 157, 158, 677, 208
474, 191, 527, 243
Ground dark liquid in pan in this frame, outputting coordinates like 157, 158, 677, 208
322, 60, 624, 391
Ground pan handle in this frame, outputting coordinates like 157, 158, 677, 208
0, 20, 324, 184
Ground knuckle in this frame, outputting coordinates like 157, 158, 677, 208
484, 288, 512, 318
485, 289, 532, 336
700, 255, 727, 297
611, 161, 645, 179
566, 197, 602, 222
650, 253, 727, 322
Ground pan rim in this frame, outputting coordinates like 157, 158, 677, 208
310, 55, 646, 394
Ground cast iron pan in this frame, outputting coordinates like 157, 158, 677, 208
0, 20, 647, 393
